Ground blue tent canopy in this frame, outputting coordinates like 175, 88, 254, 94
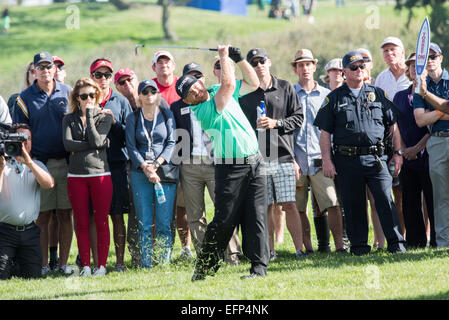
187, 0, 248, 16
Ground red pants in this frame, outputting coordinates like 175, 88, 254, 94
67, 175, 113, 268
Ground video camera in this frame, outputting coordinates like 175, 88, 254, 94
0, 123, 28, 158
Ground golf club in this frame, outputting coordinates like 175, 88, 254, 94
135, 44, 218, 56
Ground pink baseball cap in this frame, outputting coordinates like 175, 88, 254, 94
90, 59, 113, 74
114, 68, 136, 84
152, 50, 175, 64
52, 56, 65, 66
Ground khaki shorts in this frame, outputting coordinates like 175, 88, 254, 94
176, 182, 185, 208
295, 169, 339, 212
40, 158, 72, 212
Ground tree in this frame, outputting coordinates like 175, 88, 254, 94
395, 0, 449, 59
110, 0, 131, 10
159, 0, 191, 41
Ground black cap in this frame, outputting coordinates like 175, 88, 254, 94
342, 51, 364, 68
138, 79, 158, 95
183, 62, 203, 76
34, 51, 53, 67
246, 48, 268, 64
176, 74, 198, 99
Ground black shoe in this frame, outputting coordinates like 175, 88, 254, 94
75, 254, 82, 269
49, 257, 59, 270
350, 246, 371, 256
191, 265, 207, 282
305, 249, 315, 256
295, 250, 307, 259
336, 248, 347, 254
240, 273, 265, 280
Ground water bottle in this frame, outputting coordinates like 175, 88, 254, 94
154, 182, 166, 204
256, 101, 266, 131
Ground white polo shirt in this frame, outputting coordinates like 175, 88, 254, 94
375, 67, 411, 100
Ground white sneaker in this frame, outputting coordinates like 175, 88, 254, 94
80, 266, 91, 277
93, 265, 106, 277
41, 266, 51, 276
179, 246, 194, 260
59, 265, 74, 276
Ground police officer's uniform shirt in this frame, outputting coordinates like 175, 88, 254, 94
313, 82, 397, 166
0, 159, 48, 225
293, 82, 330, 176
413, 69, 449, 133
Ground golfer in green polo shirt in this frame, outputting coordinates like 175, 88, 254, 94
176, 45, 270, 281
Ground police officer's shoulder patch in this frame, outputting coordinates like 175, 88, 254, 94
321, 97, 330, 109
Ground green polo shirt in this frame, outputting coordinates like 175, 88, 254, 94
190, 80, 259, 159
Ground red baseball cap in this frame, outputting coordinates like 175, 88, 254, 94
90, 59, 113, 74
114, 68, 135, 85
52, 56, 65, 66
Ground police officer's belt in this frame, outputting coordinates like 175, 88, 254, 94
334, 145, 384, 157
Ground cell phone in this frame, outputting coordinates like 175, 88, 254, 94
313, 158, 322, 167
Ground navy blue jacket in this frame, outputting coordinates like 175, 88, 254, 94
102, 90, 133, 165
13, 80, 71, 162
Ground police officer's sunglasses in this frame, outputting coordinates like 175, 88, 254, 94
93, 72, 113, 79
79, 92, 96, 100
348, 63, 366, 71
250, 57, 267, 67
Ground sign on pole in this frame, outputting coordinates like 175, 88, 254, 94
415, 17, 430, 93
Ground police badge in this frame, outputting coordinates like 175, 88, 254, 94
368, 92, 376, 102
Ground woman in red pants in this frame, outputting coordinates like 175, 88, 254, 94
63, 78, 113, 277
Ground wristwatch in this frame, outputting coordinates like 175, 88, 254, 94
394, 150, 403, 156
153, 160, 161, 168
277, 119, 284, 128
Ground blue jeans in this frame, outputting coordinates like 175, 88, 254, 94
130, 170, 176, 268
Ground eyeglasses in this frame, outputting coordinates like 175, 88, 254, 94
79, 92, 96, 101
428, 54, 440, 60
250, 57, 267, 67
56, 64, 64, 71
362, 57, 372, 62
214, 63, 221, 70
118, 77, 133, 86
348, 63, 366, 71
93, 72, 112, 79
141, 87, 158, 96
36, 64, 54, 71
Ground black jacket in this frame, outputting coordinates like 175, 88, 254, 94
239, 75, 304, 162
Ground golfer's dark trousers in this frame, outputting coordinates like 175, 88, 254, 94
0, 223, 42, 280
196, 153, 269, 276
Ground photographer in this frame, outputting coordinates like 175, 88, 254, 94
0, 124, 54, 279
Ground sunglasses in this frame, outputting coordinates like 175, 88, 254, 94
214, 63, 221, 70
428, 54, 440, 60
348, 63, 366, 71
93, 72, 112, 79
79, 92, 96, 101
118, 77, 133, 86
56, 64, 64, 71
141, 87, 158, 96
36, 64, 54, 71
250, 57, 267, 67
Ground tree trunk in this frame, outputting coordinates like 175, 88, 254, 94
161, 0, 178, 41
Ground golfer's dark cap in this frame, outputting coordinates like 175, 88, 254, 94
183, 62, 203, 76
176, 74, 198, 99
138, 79, 158, 95
246, 48, 268, 64
342, 51, 364, 68
34, 51, 53, 67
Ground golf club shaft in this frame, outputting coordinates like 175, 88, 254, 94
135, 44, 217, 55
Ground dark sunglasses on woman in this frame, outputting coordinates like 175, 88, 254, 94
141, 87, 158, 96
79, 92, 96, 100
93, 72, 112, 79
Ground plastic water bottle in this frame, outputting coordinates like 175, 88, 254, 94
154, 182, 166, 204
256, 101, 266, 131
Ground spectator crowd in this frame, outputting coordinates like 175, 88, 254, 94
0, 36, 446, 280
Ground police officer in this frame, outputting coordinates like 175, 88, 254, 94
313, 51, 407, 255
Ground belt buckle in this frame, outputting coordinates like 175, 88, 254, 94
16, 225, 26, 232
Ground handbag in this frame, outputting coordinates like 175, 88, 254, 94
134, 106, 179, 184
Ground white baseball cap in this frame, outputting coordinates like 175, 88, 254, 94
152, 50, 175, 64
380, 36, 404, 50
